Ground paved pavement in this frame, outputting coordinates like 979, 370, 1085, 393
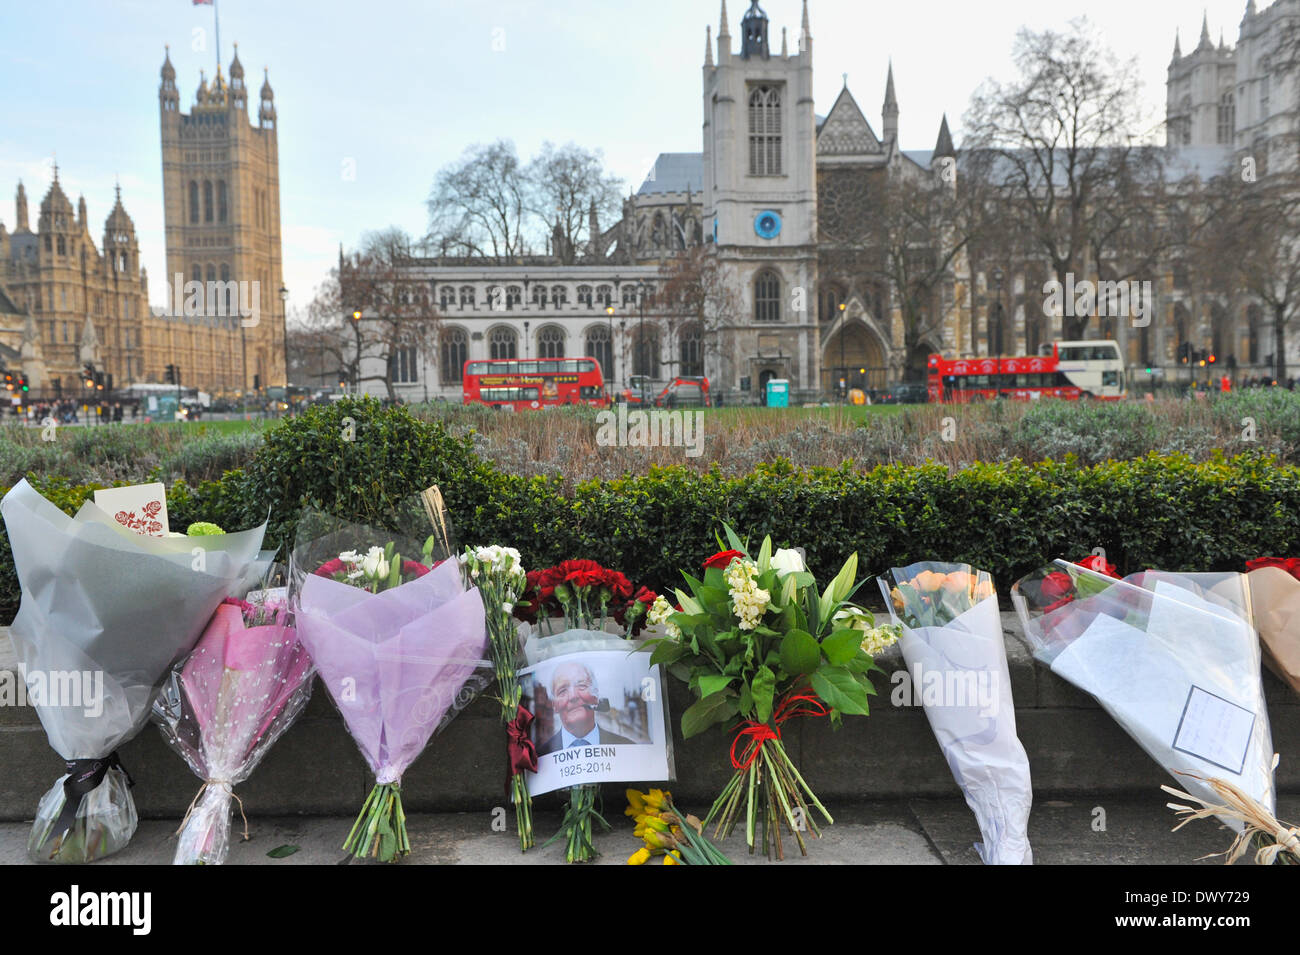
5, 795, 1293, 865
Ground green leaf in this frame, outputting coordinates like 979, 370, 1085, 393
810, 666, 871, 716
757, 535, 772, 573
682, 690, 738, 738
820, 628, 863, 666
267, 844, 300, 859
722, 523, 746, 554
674, 587, 704, 616
779, 629, 820, 676
696, 673, 733, 698
777, 572, 797, 609
752, 665, 776, 724
830, 552, 859, 604
649, 642, 687, 667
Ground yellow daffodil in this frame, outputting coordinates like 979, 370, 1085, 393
627, 847, 652, 865
662, 850, 683, 865
625, 789, 646, 816
644, 788, 669, 810
642, 828, 676, 850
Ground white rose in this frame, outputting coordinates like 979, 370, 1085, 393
771, 548, 806, 576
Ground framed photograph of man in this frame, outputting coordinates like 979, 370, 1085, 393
520, 647, 672, 796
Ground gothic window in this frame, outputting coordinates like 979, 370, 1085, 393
217, 180, 228, 222
652, 213, 666, 248
821, 285, 845, 323
585, 324, 612, 377
1261, 75, 1270, 118
489, 326, 517, 359
441, 327, 468, 383
748, 86, 783, 176
577, 285, 594, 307
537, 325, 565, 359
388, 345, 419, 384
57, 236, 66, 255
44, 235, 51, 252
220, 264, 233, 314
203, 180, 214, 223
679, 323, 703, 376
189, 181, 200, 223
551, 285, 569, 306
459, 285, 475, 307
531, 285, 547, 308
596, 285, 613, 307
485, 285, 504, 311
622, 285, 637, 307
754, 270, 781, 322
439, 286, 455, 309
191, 263, 201, 287
506, 286, 522, 309
1217, 91, 1235, 145
633, 327, 660, 378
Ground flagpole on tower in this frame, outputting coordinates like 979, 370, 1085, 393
214, 0, 221, 75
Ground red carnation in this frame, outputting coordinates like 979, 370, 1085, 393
1077, 554, 1119, 579
1246, 556, 1300, 581
402, 559, 431, 578
702, 549, 744, 570
602, 569, 633, 600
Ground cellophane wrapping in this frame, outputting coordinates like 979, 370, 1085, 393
0, 479, 268, 863
288, 510, 490, 860
153, 567, 314, 865
1012, 561, 1275, 831
880, 562, 1033, 865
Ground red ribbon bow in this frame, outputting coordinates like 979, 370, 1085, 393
729, 690, 829, 771
506, 704, 539, 786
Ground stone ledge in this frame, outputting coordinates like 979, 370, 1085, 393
0, 614, 1295, 821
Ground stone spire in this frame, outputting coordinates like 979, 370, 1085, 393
705, 24, 713, 66
15, 181, 28, 232
883, 61, 899, 145
781, 26, 787, 57
1197, 11, 1212, 51
934, 114, 955, 158
719, 0, 730, 39
1173, 29, 1182, 60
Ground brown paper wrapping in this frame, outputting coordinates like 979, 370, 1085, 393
1245, 566, 1300, 695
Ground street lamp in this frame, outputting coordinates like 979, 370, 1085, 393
638, 282, 648, 381
523, 320, 530, 359
605, 304, 616, 394
992, 268, 1004, 357
838, 302, 847, 400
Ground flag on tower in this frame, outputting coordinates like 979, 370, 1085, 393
193, 1, 213, 6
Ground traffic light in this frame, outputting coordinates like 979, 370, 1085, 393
4, 371, 12, 391
164, 364, 175, 384
253, 374, 261, 391
1208, 354, 1217, 365
19, 375, 28, 393
84, 363, 96, 388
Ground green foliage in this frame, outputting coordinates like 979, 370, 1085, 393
3, 401, 1300, 628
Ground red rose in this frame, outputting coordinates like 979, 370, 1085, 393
1077, 554, 1119, 578
702, 549, 744, 570
314, 558, 345, 577
1040, 571, 1073, 603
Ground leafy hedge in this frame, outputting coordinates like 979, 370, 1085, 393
3, 399, 1298, 622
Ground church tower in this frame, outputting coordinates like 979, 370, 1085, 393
702, 0, 819, 394
159, 44, 286, 391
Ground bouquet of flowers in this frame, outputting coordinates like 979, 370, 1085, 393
514, 558, 649, 862
1012, 560, 1276, 832
0, 479, 269, 863
649, 527, 888, 859
460, 544, 535, 851
879, 562, 1034, 865
290, 510, 490, 862
1243, 557, 1300, 695
153, 571, 314, 865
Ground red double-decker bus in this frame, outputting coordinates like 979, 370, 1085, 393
927, 341, 1126, 403
462, 357, 610, 410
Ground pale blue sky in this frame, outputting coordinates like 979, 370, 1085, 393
0, 0, 1256, 316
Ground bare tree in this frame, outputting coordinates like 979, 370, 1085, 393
525, 142, 624, 264
657, 244, 740, 378
305, 228, 441, 400
963, 18, 1163, 339
426, 141, 529, 261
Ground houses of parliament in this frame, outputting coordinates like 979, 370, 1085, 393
0, 46, 286, 398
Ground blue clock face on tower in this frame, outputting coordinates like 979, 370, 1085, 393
754, 211, 782, 240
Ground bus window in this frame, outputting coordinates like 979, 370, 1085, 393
1102, 370, 1119, 388
577, 360, 595, 373
538, 361, 560, 373
466, 361, 488, 375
